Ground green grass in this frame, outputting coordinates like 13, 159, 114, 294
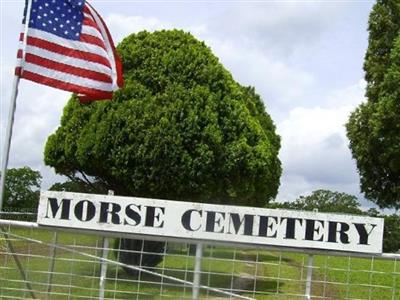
1, 228, 399, 299
276, 252, 400, 300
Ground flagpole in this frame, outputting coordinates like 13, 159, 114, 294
0, 0, 32, 212
0, 77, 20, 212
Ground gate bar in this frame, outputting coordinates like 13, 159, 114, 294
305, 254, 314, 300
46, 232, 58, 298
99, 190, 114, 300
192, 243, 203, 300
99, 237, 110, 300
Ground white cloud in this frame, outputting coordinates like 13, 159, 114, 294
106, 14, 174, 43
206, 38, 315, 108
104, 11, 318, 117
276, 81, 366, 202
325, 79, 367, 108
5, 82, 68, 183
207, 2, 348, 56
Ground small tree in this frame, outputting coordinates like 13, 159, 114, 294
3, 167, 41, 211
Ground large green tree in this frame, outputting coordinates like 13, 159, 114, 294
2, 167, 41, 210
346, 0, 400, 208
44, 30, 281, 271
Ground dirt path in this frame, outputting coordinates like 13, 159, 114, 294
230, 250, 341, 300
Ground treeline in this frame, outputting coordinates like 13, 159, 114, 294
268, 190, 400, 253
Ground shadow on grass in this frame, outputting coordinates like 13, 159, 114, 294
105, 263, 283, 298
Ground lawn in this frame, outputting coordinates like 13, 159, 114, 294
0, 228, 399, 299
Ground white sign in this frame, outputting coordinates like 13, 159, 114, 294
37, 191, 384, 254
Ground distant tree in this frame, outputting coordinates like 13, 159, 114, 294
365, 209, 400, 253
270, 189, 363, 215
270, 189, 400, 253
346, 0, 400, 208
382, 214, 400, 252
44, 30, 281, 274
3, 167, 41, 210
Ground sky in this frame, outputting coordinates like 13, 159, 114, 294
0, 0, 376, 207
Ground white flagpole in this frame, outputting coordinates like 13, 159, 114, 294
0, 0, 33, 212
0, 76, 21, 212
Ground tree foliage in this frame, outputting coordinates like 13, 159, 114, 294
269, 189, 363, 215
49, 180, 107, 194
44, 30, 281, 207
366, 208, 400, 253
44, 30, 282, 271
346, 0, 400, 208
3, 167, 41, 210
381, 213, 400, 252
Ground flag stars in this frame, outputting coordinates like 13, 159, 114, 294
30, 0, 84, 41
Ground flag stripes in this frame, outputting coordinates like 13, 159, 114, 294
17, 0, 123, 102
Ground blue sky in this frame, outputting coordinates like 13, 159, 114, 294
0, 0, 376, 206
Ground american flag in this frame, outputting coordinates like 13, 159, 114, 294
16, 0, 123, 102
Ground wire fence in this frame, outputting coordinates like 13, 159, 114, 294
0, 212, 399, 300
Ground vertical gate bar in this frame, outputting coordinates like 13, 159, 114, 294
0, 227, 37, 299
304, 254, 314, 300
99, 189, 113, 300
99, 237, 109, 300
192, 243, 203, 300
46, 231, 58, 298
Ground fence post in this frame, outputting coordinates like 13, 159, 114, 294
304, 254, 314, 300
46, 232, 58, 298
99, 190, 113, 300
192, 243, 203, 300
